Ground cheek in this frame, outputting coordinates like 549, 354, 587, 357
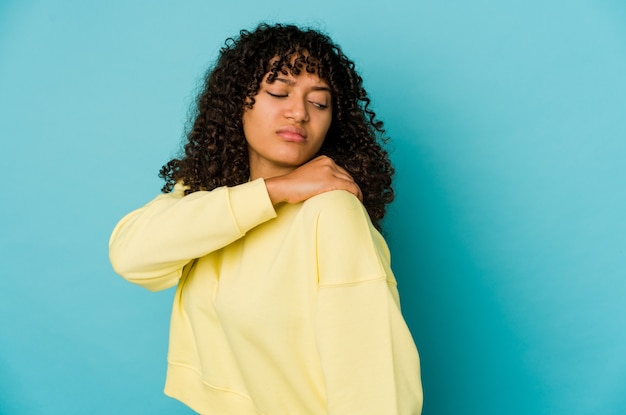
241, 113, 259, 145
241, 108, 251, 127
321, 116, 333, 137
316, 110, 332, 131
242, 107, 263, 133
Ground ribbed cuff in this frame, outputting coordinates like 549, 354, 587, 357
229, 178, 277, 233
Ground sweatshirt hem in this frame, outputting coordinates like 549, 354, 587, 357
164, 362, 265, 415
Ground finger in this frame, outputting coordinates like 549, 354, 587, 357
329, 164, 355, 181
339, 179, 362, 202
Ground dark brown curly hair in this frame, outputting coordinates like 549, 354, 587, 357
159, 23, 394, 229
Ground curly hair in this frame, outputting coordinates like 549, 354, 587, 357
159, 23, 394, 229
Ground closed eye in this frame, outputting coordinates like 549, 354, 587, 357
310, 101, 329, 109
267, 91, 287, 98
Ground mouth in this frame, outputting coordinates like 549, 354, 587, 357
276, 126, 307, 142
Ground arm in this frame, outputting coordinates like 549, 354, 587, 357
264, 155, 362, 204
313, 191, 423, 414
109, 156, 361, 292
108, 178, 276, 291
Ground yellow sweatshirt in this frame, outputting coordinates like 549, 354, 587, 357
109, 178, 422, 415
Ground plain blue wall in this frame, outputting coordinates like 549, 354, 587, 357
1, 0, 625, 414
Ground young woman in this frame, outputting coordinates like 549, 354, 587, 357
109, 23, 422, 414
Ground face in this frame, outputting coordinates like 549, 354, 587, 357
242, 70, 332, 179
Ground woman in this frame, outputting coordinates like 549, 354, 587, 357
109, 23, 422, 414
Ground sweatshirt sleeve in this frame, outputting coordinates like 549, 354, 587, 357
108, 178, 276, 291
312, 191, 423, 414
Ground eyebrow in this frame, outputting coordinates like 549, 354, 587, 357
274, 77, 331, 93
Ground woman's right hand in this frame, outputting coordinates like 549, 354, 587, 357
265, 156, 362, 205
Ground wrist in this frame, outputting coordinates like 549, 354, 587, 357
264, 176, 286, 205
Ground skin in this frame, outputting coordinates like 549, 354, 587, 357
242, 71, 362, 205
244, 72, 332, 179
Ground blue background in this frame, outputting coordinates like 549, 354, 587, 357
1, 0, 625, 414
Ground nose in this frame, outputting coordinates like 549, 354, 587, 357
284, 96, 309, 123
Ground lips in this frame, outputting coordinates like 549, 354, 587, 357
276, 126, 307, 142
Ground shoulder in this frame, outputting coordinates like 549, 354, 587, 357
148, 181, 188, 203
303, 190, 369, 225
302, 190, 382, 244
171, 181, 189, 196
304, 191, 392, 286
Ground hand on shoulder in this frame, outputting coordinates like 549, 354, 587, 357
265, 156, 363, 205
